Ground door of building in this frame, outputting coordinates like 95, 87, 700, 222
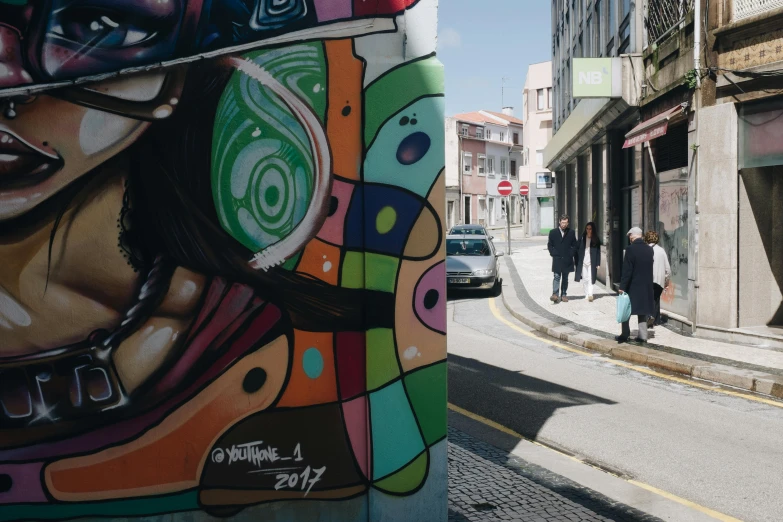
463, 195, 471, 225
658, 169, 689, 317
540, 197, 555, 235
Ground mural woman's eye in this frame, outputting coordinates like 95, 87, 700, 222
49, 9, 156, 49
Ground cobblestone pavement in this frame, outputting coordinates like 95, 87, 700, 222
448, 427, 663, 522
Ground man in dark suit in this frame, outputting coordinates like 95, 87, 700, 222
617, 227, 655, 343
547, 214, 578, 303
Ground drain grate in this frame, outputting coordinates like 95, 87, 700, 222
471, 502, 496, 511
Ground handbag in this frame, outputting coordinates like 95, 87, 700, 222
616, 293, 632, 323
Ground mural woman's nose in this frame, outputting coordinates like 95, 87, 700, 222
0, 25, 33, 90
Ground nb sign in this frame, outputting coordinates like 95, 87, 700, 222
579, 72, 603, 85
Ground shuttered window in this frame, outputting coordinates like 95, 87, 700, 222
654, 123, 688, 173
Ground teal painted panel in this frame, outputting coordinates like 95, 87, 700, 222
370, 381, 425, 480
364, 96, 446, 198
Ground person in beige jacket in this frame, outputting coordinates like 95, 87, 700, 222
645, 231, 671, 327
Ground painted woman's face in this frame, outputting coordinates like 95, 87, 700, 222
0, 92, 153, 220
0, 0, 191, 221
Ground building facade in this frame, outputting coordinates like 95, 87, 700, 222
547, 0, 783, 347
521, 62, 556, 236
445, 110, 525, 230
546, 0, 645, 288
698, 0, 783, 347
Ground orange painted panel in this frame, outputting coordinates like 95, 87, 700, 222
277, 330, 338, 407
296, 238, 341, 285
44, 337, 289, 501
325, 39, 364, 181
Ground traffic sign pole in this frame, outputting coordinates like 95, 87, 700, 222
507, 195, 511, 256
496, 181, 513, 254
519, 184, 530, 239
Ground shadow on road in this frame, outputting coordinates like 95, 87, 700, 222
448, 354, 616, 441
447, 284, 503, 302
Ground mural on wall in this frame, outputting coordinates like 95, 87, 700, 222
0, 0, 446, 520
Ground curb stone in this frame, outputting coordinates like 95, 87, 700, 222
498, 265, 783, 401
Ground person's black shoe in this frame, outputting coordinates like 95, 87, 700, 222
615, 336, 628, 343
634, 337, 647, 344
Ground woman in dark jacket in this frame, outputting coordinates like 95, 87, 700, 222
617, 227, 655, 343
574, 222, 601, 302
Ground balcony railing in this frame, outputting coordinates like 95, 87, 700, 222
644, 0, 694, 46
734, 0, 783, 20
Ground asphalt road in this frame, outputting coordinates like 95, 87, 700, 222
447, 289, 783, 522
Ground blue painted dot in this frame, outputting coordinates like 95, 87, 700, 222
396, 132, 431, 165
303, 348, 324, 379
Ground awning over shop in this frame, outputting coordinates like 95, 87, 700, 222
623, 103, 688, 149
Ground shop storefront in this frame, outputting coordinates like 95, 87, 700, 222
622, 102, 690, 317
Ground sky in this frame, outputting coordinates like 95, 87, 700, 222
437, 0, 552, 117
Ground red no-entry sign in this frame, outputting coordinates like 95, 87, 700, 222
497, 180, 513, 196
520, 184, 529, 196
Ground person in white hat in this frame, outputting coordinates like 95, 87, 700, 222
617, 227, 655, 343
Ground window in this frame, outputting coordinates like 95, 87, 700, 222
618, 20, 630, 53
500, 158, 507, 177
486, 129, 492, 140
595, 0, 602, 55
478, 154, 486, 175
536, 150, 544, 166
463, 152, 472, 174
510, 160, 517, 178
537, 89, 545, 110
513, 132, 520, 145
487, 156, 495, 176
500, 132, 506, 142
547, 88, 552, 108
461, 125, 469, 137
476, 127, 484, 139
607, 0, 615, 54
585, 15, 592, 56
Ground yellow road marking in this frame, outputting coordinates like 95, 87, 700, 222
487, 297, 783, 409
448, 403, 744, 522
627, 480, 744, 522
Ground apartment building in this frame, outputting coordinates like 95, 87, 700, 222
445, 109, 524, 229
544, 0, 783, 347
545, 0, 644, 288
695, 0, 783, 346
521, 62, 555, 236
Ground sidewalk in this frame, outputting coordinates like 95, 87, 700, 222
499, 238, 783, 399
448, 412, 719, 522
447, 426, 661, 522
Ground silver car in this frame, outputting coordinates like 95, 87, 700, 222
446, 234, 503, 292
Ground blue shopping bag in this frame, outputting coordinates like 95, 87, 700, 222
616, 293, 632, 323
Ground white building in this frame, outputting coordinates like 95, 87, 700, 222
521, 62, 555, 236
447, 109, 524, 229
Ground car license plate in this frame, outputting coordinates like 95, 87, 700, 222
449, 278, 470, 284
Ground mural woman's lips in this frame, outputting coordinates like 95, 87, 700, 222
0, 129, 63, 191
